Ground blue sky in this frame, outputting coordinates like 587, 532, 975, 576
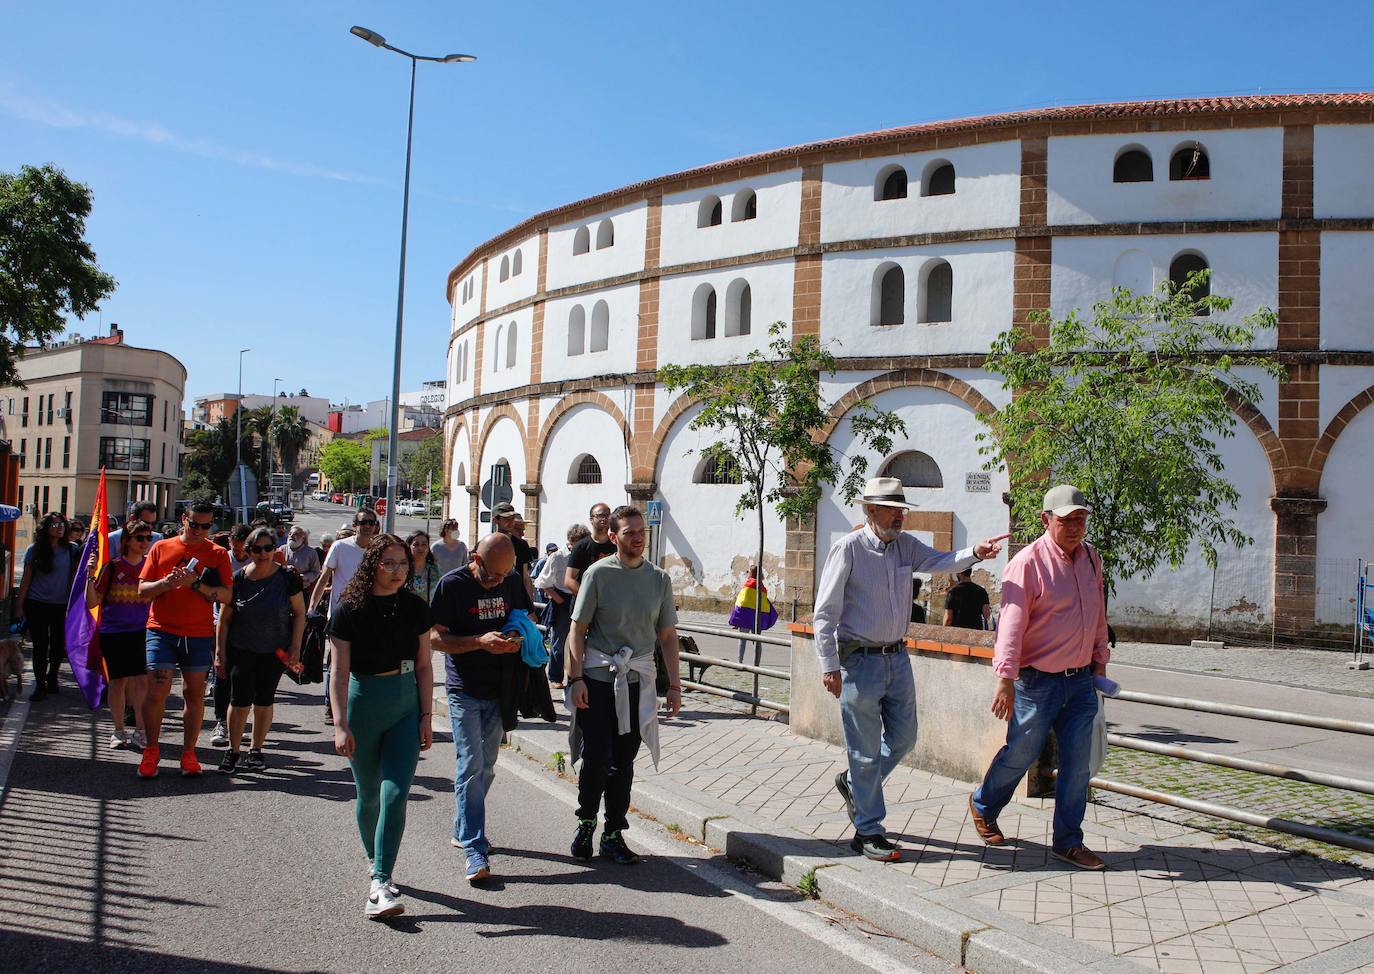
4, 2, 1372, 408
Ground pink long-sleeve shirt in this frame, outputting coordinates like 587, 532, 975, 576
992, 532, 1110, 680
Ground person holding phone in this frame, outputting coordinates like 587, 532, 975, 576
328, 534, 433, 920
136, 500, 233, 779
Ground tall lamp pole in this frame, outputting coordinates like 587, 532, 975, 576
350, 24, 475, 533
236, 347, 251, 520
270, 377, 282, 487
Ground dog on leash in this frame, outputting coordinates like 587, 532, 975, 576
0, 637, 23, 702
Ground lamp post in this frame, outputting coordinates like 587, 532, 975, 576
350, 24, 475, 533
270, 377, 282, 488
236, 347, 251, 520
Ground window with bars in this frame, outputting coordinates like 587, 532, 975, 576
102, 391, 154, 426
571, 454, 603, 484
695, 453, 741, 485
881, 450, 944, 488
99, 436, 150, 471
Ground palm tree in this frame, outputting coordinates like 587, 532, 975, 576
270, 405, 312, 482
242, 405, 275, 486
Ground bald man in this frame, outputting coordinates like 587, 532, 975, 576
428, 531, 532, 884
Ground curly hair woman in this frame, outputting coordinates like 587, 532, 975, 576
327, 533, 433, 919
16, 512, 77, 700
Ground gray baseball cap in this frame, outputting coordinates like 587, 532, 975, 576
1042, 484, 1091, 516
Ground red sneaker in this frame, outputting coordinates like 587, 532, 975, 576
137, 745, 160, 779
179, 749, 203, 778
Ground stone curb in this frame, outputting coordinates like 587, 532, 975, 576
436, 694, 1136, 974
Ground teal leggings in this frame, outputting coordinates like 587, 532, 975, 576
346, 673, 421, 883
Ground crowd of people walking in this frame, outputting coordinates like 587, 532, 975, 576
12, 476, 1113, 918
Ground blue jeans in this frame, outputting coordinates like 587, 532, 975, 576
972, 668, 1097, 850
448, 690, 504, 857
543, 595, 571, 685
838, 651, 918, 836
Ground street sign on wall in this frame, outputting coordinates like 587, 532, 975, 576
965, 472, 992, 493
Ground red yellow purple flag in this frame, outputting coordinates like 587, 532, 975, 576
64, 468, 110, 710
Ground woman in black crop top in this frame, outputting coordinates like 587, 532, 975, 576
326, 534, 433, 919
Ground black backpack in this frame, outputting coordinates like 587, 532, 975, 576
298, 609, 328, 685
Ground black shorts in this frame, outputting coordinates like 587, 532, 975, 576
102, 630, 148, 680
228, 648, 286, 708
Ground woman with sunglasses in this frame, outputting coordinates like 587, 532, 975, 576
15, 511, 77, 701
214, 526, 306, 773
405, 531, 442, 604
329, 534, 433, 919
85, 517, 154, 748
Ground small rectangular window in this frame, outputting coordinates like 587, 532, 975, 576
163, 400, 168, 431
102, 391, 154, 427
46, 394, 54, 425
17, 485, 23, 510
63, 436, 71, 468
60, 486, 68, 516
99, 436, 150, 471
42, 485, 49, 512
161, 441, 166, 473
64, 390, 72, 422
45, 437, 53, 469
18, 439, 26, 468
21, 398, 28, 427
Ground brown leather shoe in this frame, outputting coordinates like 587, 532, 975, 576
1052, 845, 1106, 871
968, 796, 1004, 846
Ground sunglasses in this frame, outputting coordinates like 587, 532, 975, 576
357, 519, 379, 527
248, 544, 276, 554
187, 520, 214, 531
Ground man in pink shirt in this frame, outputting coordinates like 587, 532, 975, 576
969, 485, 1110, 871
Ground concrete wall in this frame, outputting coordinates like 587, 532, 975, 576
658, 260, 794, 369
659, 170, 801, 267
541, 282, 640, 384
483, 235, 538, 311
791, 626, 1041, 794
480, 306, 535, 395
1320, 231, 1374, 350
1314, 124, 1374, 218
546, 203, 648, 291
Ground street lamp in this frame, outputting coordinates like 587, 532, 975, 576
236, 347, 251, 520
350, 24, 475, 533
270, 377, 282, 487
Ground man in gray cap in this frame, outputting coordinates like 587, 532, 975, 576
813, 477, 1008, 861
491, 501, 535, 601
968, 484, 1110, 871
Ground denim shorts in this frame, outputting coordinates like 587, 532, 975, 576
146, 630, 215, 674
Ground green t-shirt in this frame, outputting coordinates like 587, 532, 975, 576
571, 554, 677, 683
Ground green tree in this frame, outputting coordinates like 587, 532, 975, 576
318, 439, 370, 492
976, 272, 1283, 595
660, 322, 905, 622
242, 405, 275, 485
181, 417, 257, 501
401, 433, 444, 497
0, 164, 117, 385
270, 405, 312, 480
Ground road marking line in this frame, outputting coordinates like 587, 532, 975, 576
496, 747, 938, 974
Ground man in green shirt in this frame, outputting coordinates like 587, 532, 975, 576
565, 505, 681, 864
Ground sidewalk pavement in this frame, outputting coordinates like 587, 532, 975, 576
1109, 642, 1373, 700
471, 689, 1374, 974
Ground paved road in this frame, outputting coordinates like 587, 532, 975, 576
291, 500, 449, 543
0, 680, 955, 974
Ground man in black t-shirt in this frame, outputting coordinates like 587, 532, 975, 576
491, 502, 535, 602
428, 533, 532, 884
943, 569, 991, 630
564, 502, 616, 596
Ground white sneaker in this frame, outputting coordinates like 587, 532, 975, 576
109, 732, 129, 750
365, 878, 404, 919
131, 729, 147, 750
211, 723, 230, 748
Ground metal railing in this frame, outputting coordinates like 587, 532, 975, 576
675, 623, 791, 716
1094, 688, 1374, 854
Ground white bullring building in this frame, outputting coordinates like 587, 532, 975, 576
441, 94, 1374, 644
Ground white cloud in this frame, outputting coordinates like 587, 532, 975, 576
0, 84, 380, 184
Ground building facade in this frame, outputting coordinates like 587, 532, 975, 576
440, 94, 1374, 643
0, 326, 186, 551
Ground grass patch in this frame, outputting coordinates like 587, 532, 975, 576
798, 867, 820, 900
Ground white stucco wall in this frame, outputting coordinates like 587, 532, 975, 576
1046, 128, 1283, 225
541, 283, 640, 384
448, 330, 477, 406
1316, 406, 1374, 625
1314, 125, 1374, 219
1320, 232, 1374, 350
657, 260, 794, 369
658, 171, 801, 267
545, 204, 649, 292
483, 235, 539, 311
655, 403, 785, 601
1111, 426, 1274, 631
454, 263, 485, 327
1319, 365, 1374, 435
819, 242, 1016, 356
447, 416, 472, 519
820, 140, 1021, 242
1051, 233, 1279, 346
480, 306, 534, 396
537, 404, 630, 551
815, 385, 1012, 588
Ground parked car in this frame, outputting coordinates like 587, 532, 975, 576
330, 492, 344, 504
396, 499, 425, 516
311, 490, 329, 501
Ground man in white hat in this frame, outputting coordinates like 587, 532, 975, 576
813, 477, 1008, 861
967, 484, 1110, 871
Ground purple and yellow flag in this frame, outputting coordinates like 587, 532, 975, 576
65, 469, 110, 710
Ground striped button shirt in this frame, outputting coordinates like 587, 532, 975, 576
813, 525, 978, 673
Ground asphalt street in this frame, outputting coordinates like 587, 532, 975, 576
0, 677, 957, 974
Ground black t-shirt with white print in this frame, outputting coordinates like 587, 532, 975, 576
429, 564, 533, 700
